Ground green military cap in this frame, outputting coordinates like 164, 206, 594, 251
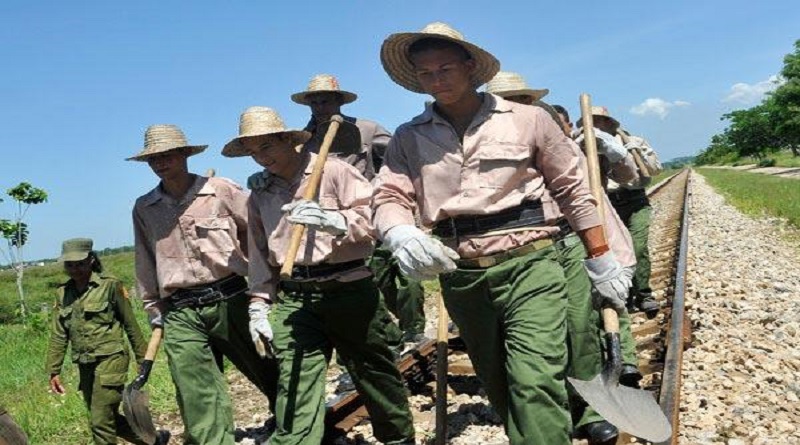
59, 238, 93, 262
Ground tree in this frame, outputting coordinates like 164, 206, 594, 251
722, 99, 782, 160
770, 39, 800, 156
0, 182, 48, 320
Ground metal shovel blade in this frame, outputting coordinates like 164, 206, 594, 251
568, 374, 672, 443
316, 118, 362, 155
0, 412, 29, 445
122, 385, 158, 444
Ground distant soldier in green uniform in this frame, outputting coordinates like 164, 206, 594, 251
0, 405, 29, 445
45, 238, 166, 445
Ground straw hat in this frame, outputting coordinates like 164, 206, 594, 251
577, 106, 620, 128
59, 238, 93, 262
485, 71, 549, 101
222, 106, 311, 157
291, 74, 358, 105
126, 124, 207, 162
380, 22, 500, 94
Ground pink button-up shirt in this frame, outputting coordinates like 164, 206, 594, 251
247, 152, 375, 302
373, 94, 601, 259
133, 175, 249, 313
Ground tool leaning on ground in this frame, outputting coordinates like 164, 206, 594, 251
123, 326, 164, 444
434, 293, 449, 445
567, 93, 672, 443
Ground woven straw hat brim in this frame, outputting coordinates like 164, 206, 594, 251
126, 145, 207, 162
380, 32, 500, 94
494, 88, 550, 101
291, 90, 358, 106
222, 130, 311, 158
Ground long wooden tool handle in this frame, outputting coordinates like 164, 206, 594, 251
580, 94, 620, 335
435, 293, 449, 445
144, 327, 163, 361
617, 129, 651, 179
280, 115, 343, 279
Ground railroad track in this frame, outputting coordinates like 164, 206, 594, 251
325, 169, 693, 445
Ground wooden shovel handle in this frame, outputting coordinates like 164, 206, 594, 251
617, 129, 651, 179
144, 327, 163, 361
279, 115, 343, 279
435, 293, 449, 445
579, 94, 607, 220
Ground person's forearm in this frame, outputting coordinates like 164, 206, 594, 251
577, 225, 610, 258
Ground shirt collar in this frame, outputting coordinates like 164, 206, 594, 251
410, 93, 512, 127
143, 174, 209, 206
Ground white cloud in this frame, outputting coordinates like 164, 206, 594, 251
630, 98, 691, 119
723, 75, 783, 104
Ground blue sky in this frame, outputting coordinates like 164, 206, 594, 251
1, 0, 798, 262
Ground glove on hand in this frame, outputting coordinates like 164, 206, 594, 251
248, 300, 274, 358
384, 225, 459, 281
147, 309, 163, 329
584, 250, 631, 313
247, 171, 270, 191
593, 129, 628, 163
131, 360, 154, 390
281, 200, 347, 236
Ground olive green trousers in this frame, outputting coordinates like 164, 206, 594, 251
370, 246, 426, 339
440, 245, 571, 445
163, 294, 279, 445
268, 277, 415, 445
77, 353, 148, 445
609, 188, 653, 303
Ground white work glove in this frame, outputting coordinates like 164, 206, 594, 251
384, 225, 459, 281
248, 300, 274, 358
584, 250, 631, 313
573, 129, 627, 163
281, 200, 347, 236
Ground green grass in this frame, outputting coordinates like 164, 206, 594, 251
698, 168, 800, 228
651, 168, 681, 186
701, 148, 800, 168
0, 252, 177, 445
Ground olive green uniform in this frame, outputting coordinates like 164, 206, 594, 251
45, 274, 148, 445
608, 189, 653, 307
369, 246, 426, 341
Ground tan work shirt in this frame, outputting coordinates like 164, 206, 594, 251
303, 115, 391, 180
247, 152, 375, 302
373, 94, 601, 259
133, 175, 249, 313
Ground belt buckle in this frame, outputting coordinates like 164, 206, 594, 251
475, 256, 497, 268
196, 288, 222, 306
292, 265, 311, 279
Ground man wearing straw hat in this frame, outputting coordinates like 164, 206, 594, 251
575, 107, 662, 317
128, 124, 279, 445
374, 22, 632, 444
292, 73, 428, 355
485, 72, 644, 442
223, 106, 416, 445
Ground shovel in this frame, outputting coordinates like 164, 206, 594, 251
123, 326, 163, 444
568, 93, 672, 443
568, 309, 672, 443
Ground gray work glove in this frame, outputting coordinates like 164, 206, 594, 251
247, 171, 270, 191
384, 225, 459, 281
573, 129, 627, 163
147, 308, 163, 329
248, 300, 274, 358
281, 200, 347, 236
584, 250, 631, 313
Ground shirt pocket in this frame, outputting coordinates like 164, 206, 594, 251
194, 217, 236, 253
83, 300, 114, 325
58, 306, 73, 330
475, 143, 530, 189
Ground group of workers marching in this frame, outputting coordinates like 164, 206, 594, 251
9, 20, 664, 445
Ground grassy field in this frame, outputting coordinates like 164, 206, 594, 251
698, 168, 800, 228
652, 168, 681, 186
0, 252, 177, 445
701, 148, 800, 168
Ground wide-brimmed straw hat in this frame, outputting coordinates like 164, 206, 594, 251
577, 105, 621, 128
59, 238, 93, 262
291, 74, 358, 105
485, 71, 549, 101
380, 22, 500, 94
222, 106, 311, 157
126, 124, 207, 162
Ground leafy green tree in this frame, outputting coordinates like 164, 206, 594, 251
1, 182, 48, 320
770, 39, 800, 156
722, 98, 782, 160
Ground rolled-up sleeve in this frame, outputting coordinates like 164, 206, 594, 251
246, 194, 278, 302
534, 111, 601, 231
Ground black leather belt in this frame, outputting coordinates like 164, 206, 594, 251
170, 275, 247, 309
552, 218, 573, 241
432, 200, 545, 238
290, 259, 366, 280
